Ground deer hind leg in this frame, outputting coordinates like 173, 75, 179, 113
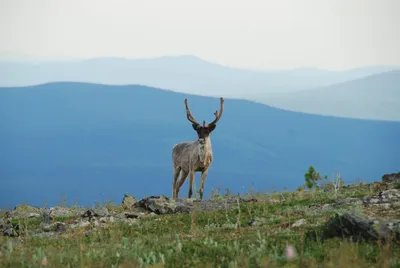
176, 170, 189, 199
199, 169, 209, 200
173, 166, 181, 199
188, 170, 195, 198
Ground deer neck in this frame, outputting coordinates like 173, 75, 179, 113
197, 136, 212, 162
200, 136, 212, 150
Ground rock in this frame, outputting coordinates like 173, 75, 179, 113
362, 189, 400, 208
125, 212, 141, 219
314, 213, 400, 244
134, 195, 261, 215
82, 207, 109, 218
248, 217, 268, 226
99, 217, 108, 223
228, 197, 258, 203
41, 223, 53, 232
3, 227, 18, 237
136, 196, 177, 214
94, 207, 109, 217
49, 206, 75, 218
41, 222, 67, 232
174, 203, 192, 214
99, 216, 115, 223
79, 220, 90, 228
122, 194, 137, 210
382, 173, 400, 184
71, 220, 90, 229
292, 219, 307, 227
336, 198, 363, 205
8, 205, 40, 219
55, 222, 67, 232
39, 208, 53, 223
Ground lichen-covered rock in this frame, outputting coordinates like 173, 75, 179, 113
124, 212, 142, 219
335, 198, 363, 205
49, 206, 76, 217
136, 196, 177, 214
122, 194, 137, 210
41, 222, 67, 232
135, 196, 251, 215
8, 205, 40, 219
71, 220, 91, 229
3, 227, 18, 237
382, 173, 400, 184
82, 207, 109, 218
363, 189, 400, 208
292, 219, 307, 227
314, 213, 400, 244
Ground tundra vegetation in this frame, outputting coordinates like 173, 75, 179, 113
1, 170, 400, 267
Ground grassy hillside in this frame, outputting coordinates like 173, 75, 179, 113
0, 82, 399, 207
262, 70, 400, 121
1, 180, 400, 267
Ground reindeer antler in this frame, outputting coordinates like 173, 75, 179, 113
207, 97, 224, 126
184, 98, 200, 125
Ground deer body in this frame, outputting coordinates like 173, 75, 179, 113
172, 98, 224, 200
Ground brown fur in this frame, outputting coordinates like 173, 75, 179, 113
172, 98, 224, 200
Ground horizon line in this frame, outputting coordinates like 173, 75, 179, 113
1, 51, 399, 73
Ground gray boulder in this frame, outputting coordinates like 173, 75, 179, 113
314, 213, 400, 244
82, 207, 109, 218
382, 172, 400, 184
122, 194, 137, 210
136, 196, 177, 214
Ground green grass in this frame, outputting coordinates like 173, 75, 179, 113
1, 182, 399, 267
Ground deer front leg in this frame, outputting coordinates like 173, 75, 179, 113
199, 169, 209, 200
172, 167, 181, 199
188, 170, 195, 198
176, 170, 189, 199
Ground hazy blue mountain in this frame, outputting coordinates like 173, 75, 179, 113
0, 82, 398, 208
0, 55, 396, 98
261, 71, 400, 121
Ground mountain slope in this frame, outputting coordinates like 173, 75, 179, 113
0, 82, 398, 207
262, 71, 400, 121
0, 55, 396, 97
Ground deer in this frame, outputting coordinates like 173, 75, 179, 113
172, 97, 224, 200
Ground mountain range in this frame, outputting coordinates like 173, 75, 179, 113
1, 82, 398, 208
261, 70, 400, 121
0, 54, 398, 121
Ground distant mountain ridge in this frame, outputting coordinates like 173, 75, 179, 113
0, 82, 398, 207
1, 54, 398, 121
263, 70, 400, 121
0, 54, 396, 94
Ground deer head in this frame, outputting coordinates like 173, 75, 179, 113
184, 97, 224, 140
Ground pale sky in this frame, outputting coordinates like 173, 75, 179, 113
1, 0, 399, 70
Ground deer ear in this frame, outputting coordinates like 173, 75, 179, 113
192, 124, 199, 131
209, 124, 216, 132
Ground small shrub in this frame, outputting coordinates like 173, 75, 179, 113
304, 166, 324, 190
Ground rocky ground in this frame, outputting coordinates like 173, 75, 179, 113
1, 172, 400, 267
0, 194, 260, 239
